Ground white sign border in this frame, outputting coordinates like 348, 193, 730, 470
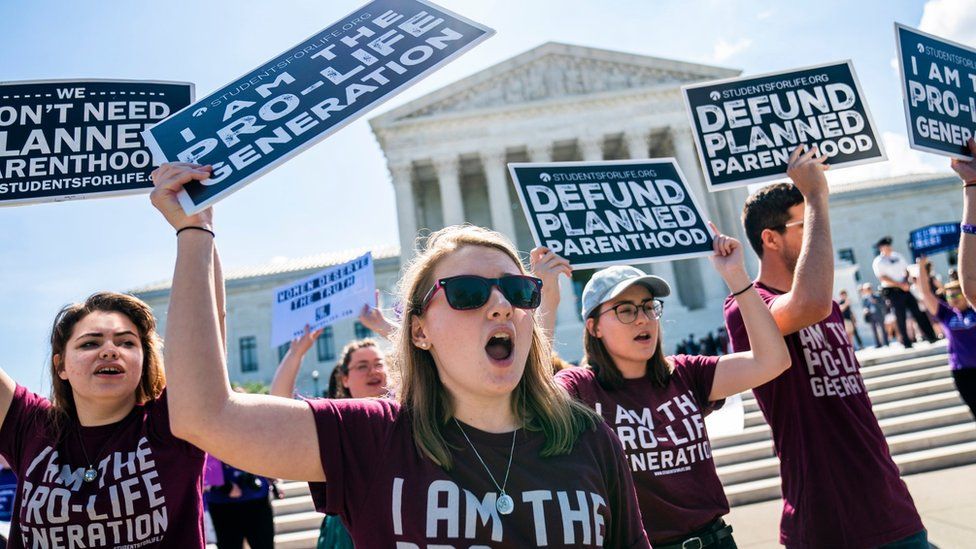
681, 59, 887, 192
0, 78, 195, 208
507, 157, 718, 271
141, 0, 495, 215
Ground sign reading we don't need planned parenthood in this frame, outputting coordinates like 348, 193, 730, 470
143, 0, 493, 214
896, 23, 976, 160
683, 61, 885, 191
508, 159, 715, 270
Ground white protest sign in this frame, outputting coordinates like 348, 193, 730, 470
271, 252, 375, 348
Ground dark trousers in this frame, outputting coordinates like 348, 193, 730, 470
953, 368, 976, 421
209, 497, 276, 549
868, 316, 889, 347
884, 288, 937, 347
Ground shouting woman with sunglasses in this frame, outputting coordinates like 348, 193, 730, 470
532, 227, 789, 547
150, 164, 649, 547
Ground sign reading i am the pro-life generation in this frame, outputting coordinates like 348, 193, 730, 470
508, 159, 715, 270
908, 222, 961, 260
896, 23, 976, 159
682, 61, 886, 191
0, 80, 193, 206
143, 0, 493, 214
271, 252, 375, 348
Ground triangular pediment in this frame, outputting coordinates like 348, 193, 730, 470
371, 42, 739, 126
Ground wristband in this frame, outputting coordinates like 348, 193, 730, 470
731, 282, 754, 297
965, 182, 976, 189
176, 226, 215, 238
962, 223, 976, 235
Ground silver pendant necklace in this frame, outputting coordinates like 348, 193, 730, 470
454, 418, 517, 515
76, 432, 99, 483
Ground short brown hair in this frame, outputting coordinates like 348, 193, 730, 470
48, 292, 164, 439
742, 183, 804, 257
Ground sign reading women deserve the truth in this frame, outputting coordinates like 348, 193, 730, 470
896, 23, 976, 160
508, 159, 714, 269
682, 61, 885, 191
271, 252, 375, 348
0, 80, 193, 206
143, 0, 493, 214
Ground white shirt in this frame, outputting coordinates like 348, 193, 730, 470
872, 251, 909, 287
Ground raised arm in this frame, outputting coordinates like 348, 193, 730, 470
768, 146, 835, 335
150, 163, 324, 481
529, 246, 572, 340
707, 226, 790, 400
915, 256, 940, 316
953, 138, 976, 306
0, 367, 15, 432
270, 326, 323, 398
357, 289, 396, 340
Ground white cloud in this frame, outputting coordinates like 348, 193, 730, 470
919, 0, 976, 44
827, 132, 949, 184
712, 38, 753, 62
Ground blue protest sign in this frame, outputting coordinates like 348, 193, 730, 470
0, 79, 193, 206
682, 61, 885, 191
508, 159, 715, 269
908, 222, 961, 260
896, 23, 976, 160
143, 0, 493, 214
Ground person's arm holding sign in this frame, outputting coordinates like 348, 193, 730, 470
270, 326, 323, 399
764, 146, 835, 335
150, 163, 324, 482
916, 256, 941, 316
952, 138, 976, 307
708, 227, 790, 398
358, 289, 396, 340
529, 247, 572, 339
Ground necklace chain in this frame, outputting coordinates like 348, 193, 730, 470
453, 418, 516, 495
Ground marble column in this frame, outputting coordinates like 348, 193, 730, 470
624, 130, 649, 159
433, 156, 464, 227
481, 149, 517, 240
389, 162, 418, 260
578, 135, 604, 162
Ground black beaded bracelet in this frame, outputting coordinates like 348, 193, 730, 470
176, 226, 215, 238
731, 282, 754, 297
965, 182, 976, 188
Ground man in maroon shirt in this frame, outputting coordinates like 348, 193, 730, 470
723, 146, 925, 548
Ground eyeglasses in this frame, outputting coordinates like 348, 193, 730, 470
598, 298, 664, 324
773, 219, 804, 231
417, 275, 543, 314
946, 291, 963, 300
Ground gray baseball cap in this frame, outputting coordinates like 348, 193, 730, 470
581, 265, 671, 320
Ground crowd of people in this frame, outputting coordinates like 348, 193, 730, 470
1, 142, 976, 549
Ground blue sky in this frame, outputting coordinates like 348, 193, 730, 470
1, 0, 968, 392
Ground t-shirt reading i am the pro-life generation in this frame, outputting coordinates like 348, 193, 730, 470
555, 356, 728, 544
0, 385, 206, 549
724, 283, 923, 549
305, 398, 650, 548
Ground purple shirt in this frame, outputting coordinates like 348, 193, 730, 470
724, 283, 922, 548
306, 397, 649, 548
936, 302, 976, 370
0, 385, 206, 549
556, 355, 728, 544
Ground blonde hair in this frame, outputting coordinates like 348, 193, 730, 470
391, 225, 599, 468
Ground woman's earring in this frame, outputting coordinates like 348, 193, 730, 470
417, 342, 430, 350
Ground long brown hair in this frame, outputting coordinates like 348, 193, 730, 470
330, 338, 379, 399
48, 292, 165, 438
583, 308, 671, 389
392, 225, 599, 469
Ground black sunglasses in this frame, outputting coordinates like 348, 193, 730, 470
417, 275, 543, 314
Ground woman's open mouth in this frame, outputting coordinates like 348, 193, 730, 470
485, 332, 514, 363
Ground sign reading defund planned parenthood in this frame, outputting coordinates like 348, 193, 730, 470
271, 252, 375, 348
896, 24, 976, 159
508, 159, 714, 270
0, 80, 192, 206
682, 61, 885, 191
143, 0, 493, 214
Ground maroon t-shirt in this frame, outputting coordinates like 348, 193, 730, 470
0, 385, 205, 549
306, 397, 649, 548
555, 356, 728, 544
723, 282, 923, 548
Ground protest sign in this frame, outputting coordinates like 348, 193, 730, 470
0, 79, 193, 206
908, 222, 961, 260
682, 61, 885, 191
271, 252, 375, 348
143, 0, 493, 214
896, 23, 976, 160
508, 159, 714, 269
